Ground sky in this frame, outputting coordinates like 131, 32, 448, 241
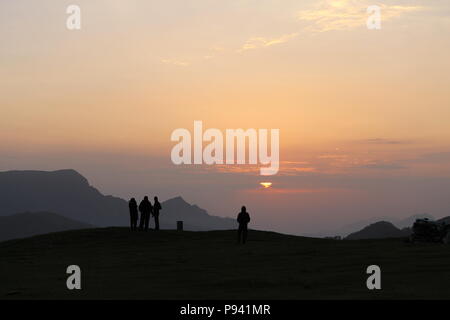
1, 0, 450, 235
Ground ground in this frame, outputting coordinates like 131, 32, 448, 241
1, 228, 450, 299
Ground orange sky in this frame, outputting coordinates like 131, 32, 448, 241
1, 0, 450, 234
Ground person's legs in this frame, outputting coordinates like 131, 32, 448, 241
243, 226, 248, 244
147, 212, 152, 229
139, 213, 145, 230
237, 226, 242, 243
155, 214, 160, 230
144, 212, 149, 230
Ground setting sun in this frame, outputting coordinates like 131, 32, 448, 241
260, 182, 273, 189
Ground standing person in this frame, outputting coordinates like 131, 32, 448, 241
145, 199, 153, 231
128, 198, 138, 230
139, 196, 152, 231
153, 196, 162, 230
237, 206, 251, 244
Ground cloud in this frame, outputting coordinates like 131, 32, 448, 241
210, 45, 225, 52
297, 0, 424, 32
356, 162, 406, 170
361, 138, 411, 145
318, 154, 349, 159
238, 33, 298, 52
161, 58, 190, 67
244, 187, 347, 195
203, 161, 315, 176
413, 152, 450, 163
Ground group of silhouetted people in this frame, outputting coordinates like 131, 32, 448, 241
128, 196, 162, 231
128, 197, 251, 244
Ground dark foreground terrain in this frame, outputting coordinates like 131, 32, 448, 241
1, 228, 450, 299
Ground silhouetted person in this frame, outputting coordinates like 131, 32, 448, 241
128, 197, 138, 230
237, 206, 251, 244
139, 196, 153, 231
153, 196, 162, 230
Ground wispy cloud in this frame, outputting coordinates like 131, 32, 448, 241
160, 58, 190, 67
203, 161, 315, 176
298, 0, 424, 32
413, 152, 450, 163
244, 187, 351, 195
356, 162, 406, 170
361, 138, 411, 145
237, 33, 298, 52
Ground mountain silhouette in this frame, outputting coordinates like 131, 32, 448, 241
0, 212, 94, 241
0, 169, 127, 226
0, 169, 236, 230
394, 213, 435, 229
161, 196, 235, 230
345, 221, 411, 240
308, 213, 437, 238
437, 216, 450, 225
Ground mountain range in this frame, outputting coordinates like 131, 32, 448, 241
307, 213, 436, 238
1, 169, 449, 242
0, 170, 126, 226
0, 169, 236, 237
344, 216, 450, 240
0, 211, 94, 242
345, 221, 411, 240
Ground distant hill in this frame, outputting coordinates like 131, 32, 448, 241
0, 169, 236, 230
309, 213, 436, 238
437, 216, 450, 225
161, 196, 235, 230
0, 212, 93, 241
345, 221, 411, 240
0, 170, 127, 226
394, 213, 435, 229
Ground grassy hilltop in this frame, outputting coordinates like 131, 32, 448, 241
1, 228, 450, 299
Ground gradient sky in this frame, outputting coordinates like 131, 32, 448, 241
1, 0, 450, 235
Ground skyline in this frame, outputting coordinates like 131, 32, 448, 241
1, 0, 450, 234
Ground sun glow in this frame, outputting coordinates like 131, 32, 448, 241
260, 182, 273, 188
